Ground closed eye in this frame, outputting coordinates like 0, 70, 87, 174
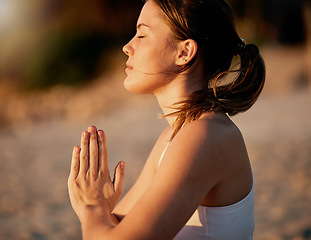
137, 36, 145, 39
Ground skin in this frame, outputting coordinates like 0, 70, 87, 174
68, 1, 253, 239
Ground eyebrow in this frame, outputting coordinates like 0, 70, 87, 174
136, 23, 151, 30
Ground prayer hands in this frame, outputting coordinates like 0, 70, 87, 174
68, 126, 125, 221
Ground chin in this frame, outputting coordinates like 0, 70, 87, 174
124, 79, 150, 94
123, 77, 153, 95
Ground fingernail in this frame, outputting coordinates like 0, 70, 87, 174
88, 126, 97, 133
120, 162, 126, 170
98, 130, 104, 140
83, 131, 89, 139
75, 146, 81, 153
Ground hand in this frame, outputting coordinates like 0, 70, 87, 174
68, 126, 125, 221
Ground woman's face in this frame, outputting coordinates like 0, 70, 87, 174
123, 0, 179, 94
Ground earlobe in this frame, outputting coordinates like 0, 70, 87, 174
176, 39, 198, 66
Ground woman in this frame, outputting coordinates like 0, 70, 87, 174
68, 0, 265, 239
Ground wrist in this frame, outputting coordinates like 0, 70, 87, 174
81, 204, 109, 217
80, 205, 113, 225
80, 205, 115, 239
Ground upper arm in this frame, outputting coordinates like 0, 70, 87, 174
109, 121, 225, 239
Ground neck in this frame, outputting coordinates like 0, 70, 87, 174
155, 91, 184, 127
154, 74, 202, 127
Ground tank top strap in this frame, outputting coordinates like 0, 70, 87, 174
158, 143, 170, 168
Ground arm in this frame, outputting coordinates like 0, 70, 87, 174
68, 123, 225, 239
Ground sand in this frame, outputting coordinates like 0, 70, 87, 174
0, 46, 310, 240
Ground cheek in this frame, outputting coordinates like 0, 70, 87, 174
137, 43, 177, 74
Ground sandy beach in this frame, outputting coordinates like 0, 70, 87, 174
0, 46, 310, 240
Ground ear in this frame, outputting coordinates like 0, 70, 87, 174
175, 39, 198, 66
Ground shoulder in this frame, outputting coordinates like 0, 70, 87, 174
172, 112, 243, 151
153, 113, 245, 200
165, 113, 247, 179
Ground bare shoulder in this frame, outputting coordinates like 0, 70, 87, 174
160, 112, 245, 178
169, 112, 249, 181
170, 112, 252, 206
173, 112, 244, 153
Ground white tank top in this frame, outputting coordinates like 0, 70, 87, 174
158, 144, 255, 240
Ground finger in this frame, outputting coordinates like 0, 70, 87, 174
88, 126, 99, 179
79, 131, 90, 175
98, 130, 109, 173
113, 162, 126, 198
69, 146, 81, 179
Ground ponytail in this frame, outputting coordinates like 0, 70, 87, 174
214, 43, 266, 115
167, 43, 266, 140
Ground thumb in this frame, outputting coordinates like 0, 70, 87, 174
113, 161, 126, 198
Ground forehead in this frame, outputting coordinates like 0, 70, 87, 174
137, 0, 166, 28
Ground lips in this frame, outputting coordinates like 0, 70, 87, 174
126, 62, 133, 70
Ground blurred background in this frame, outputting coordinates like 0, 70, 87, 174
0, 0, 310, 239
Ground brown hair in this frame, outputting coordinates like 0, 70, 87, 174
151, 0, 266, 139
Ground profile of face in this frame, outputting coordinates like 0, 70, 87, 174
123, 0, 180, 94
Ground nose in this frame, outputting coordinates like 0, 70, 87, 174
123, 44, 129, 55
123, 41, 133, 56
